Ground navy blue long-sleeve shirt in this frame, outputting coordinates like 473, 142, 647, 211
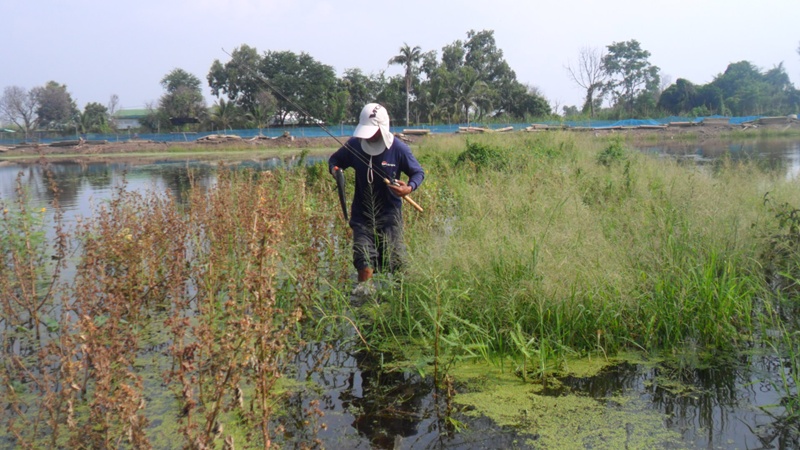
328, 137, 424, 228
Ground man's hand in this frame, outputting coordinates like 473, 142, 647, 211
387, 179, 412, 197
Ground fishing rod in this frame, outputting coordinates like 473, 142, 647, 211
221, 48, 423, 213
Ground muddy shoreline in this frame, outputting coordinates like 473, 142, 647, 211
1, 121, 798, 163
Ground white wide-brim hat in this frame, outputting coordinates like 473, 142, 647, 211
353, 103, 394, 156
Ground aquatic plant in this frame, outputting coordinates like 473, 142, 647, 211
0, 162, 349, 448
758, 297, 800, 435
0, 170, 67, 343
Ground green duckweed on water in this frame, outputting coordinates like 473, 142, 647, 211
450, 359, 685, 450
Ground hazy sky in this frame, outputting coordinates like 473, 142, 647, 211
3, 0, 799, 114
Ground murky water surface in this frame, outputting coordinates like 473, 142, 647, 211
637, 138, 800, 180
1, 142, 799, 448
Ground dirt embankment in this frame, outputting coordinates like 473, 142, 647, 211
1, 119, 798, 161
0, 134, 343, 158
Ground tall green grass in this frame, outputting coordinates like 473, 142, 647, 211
365, 131, 800, 376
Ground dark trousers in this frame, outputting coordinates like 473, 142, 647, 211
352, 222, 406, 273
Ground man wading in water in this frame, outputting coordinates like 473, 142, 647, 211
329, 103, 425, 298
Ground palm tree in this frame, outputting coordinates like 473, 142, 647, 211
210, 98, 239, 133
388, 43, 422, 127
245, 91, 277, 135
452, 67, 485, 125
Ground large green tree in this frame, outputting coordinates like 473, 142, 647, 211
415, 56, 450, 124
503, 82, 551, 119
76, 102, 110, 134
33, 81, 78, 130
340, 68, 386, 121
602, 40, 661, 116
657, 78, 698, 115
708, 61, 799, 115
416, 29, 549, 122
452, 66, 486, 123
208, 44, 263, 113
209, 46, 339, 125
159, 68, 206, 123
209, 98, 240, 132
245, 91, 277, 132
258, 50, 339, 125
376, 76, 408, 123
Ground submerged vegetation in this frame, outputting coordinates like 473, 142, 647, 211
2, 132, 800, 447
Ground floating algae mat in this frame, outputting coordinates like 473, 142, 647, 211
451, 360, 683, 449
448, 351, 796, 449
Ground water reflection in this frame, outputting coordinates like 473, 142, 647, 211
635, 139, 800, 180
285, 339, 536, 449
0, 156, 327, 220
547, 353, 797, 449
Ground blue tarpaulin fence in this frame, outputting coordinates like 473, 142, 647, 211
0, 115, 769, 146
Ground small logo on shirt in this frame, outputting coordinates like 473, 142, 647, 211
381, 161, 396, 167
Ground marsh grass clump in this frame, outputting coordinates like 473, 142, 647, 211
455, 140, 508, 171
372, 132, 800, 383
759, 193, 800, 294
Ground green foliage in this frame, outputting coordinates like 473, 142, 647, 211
208, 98, 240, 132
602, 40, 661, 115
260, 50, 340, 124
340, 68, 386, 119
161, 68, 202, 93
596, 137, 627, 166
658, 61, 800, 116
158, 68, 206, 130
76, 102, 110, 134
33, 81, 78, 131
658, 78, 698, 115
454, 139, 508, 171
759, 193, 800, 295
413, 29, 549, 123
208, 45, 342, 125
207, 44, 263, 111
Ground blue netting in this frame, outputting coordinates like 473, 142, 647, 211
0, 115, 776, 147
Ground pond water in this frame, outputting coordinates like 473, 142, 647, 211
637, 138, 800, 180
0, 155, 328, 220
1, 141, 799, 448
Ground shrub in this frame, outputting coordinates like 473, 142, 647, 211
596, 137, 627, 166
455, 140, 508, 171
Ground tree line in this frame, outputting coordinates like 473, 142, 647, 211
565, 40, 800, 119
0, 82, 119, 139
3, 31, 799, 138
